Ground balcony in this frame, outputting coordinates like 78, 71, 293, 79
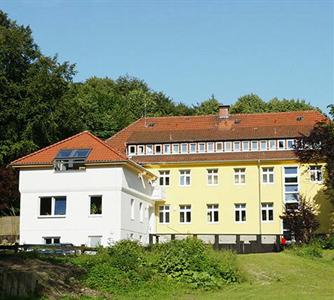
151, 186, 166, 201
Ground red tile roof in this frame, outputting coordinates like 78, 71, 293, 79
11, 131, 127, 166
106, 110, 326, 157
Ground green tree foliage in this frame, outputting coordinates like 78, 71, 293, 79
295, 107, 334, 205
194, 95, 220, 115
267, 98, 316, 112
280, 197, 320, 244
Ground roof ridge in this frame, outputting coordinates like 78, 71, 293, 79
233, 110, 321, 117
85, 131, 127, 160
10, 131, 90, 165
105, 118, 144, 142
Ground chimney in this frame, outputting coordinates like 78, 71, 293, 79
219, 105, 230, 119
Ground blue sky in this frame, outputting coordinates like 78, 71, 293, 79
1, 0, 333, 113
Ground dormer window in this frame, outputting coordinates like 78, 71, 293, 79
54, 149, 90, 171
155, 144, 162, 154
128, 145, 136, 155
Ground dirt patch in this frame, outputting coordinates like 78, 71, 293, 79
0, 255, 108, 299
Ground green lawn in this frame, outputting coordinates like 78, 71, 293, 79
180, 250, 334, 300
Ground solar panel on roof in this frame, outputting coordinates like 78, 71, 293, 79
56, 149, 90, 159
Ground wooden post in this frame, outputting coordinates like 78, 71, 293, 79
236, 235, 241, 254
171, 234, 175, 241
149, 234, 153, 245
214, 234, 219, 250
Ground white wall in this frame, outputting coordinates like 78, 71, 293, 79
19, 166, 155, 246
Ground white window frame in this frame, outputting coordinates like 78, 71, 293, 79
89, 195, 102, 216
198, 143, 206, 153
128, 145, 136, 155
261, 203, 274, 222
269, 140, 276, 151
309, 165, 323, 183
130, 199, 135, 220
207, 204, 219, 223
137, 145, 145, 155
146, 144, 153, 155
224, 141, 232, 152
159, 205, 170, 224
287, 139, 295, 150
179, 170, 191, 186
207, 169, 218, 185
262, 167, 274, 184
155, 144, 162, 155
242, 141, 249, 151
207, 142, 214, 153
163, 144, 171, 154
260, 140, 267, 151
235, 204, 246, 223
159, 170, 170, 186
88, 235, 102, 247
179, 205, 191, 224
43, 236, 61, 245
234, 168, 246, 185
172, 144, 179, 154
189, 143, 197, 153
181, 143, 188, 154
233, 141, 241, 152
39, 196, 67, 217
283, 166, 299, 203
251, 140, 258, 151
216, 142, 223, 152
278, 139, 285, 150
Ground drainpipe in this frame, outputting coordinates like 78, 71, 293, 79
257, 159, 262, 236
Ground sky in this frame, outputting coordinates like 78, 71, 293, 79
1, 0, 333, 114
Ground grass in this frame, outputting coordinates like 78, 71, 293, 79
111, 250, 334, 300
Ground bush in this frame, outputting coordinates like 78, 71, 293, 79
152, 238, 239, 289
320, 235, 334, 250
288, 242, 323, 259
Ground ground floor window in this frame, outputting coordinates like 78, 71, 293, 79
88, 235, 102, 247
179, 205, 191, 223
159, 205, 170, 223
207, 204, 219, 223
44, 237, 60, 244
235, 204, 246, 222
261, 203, 274, 221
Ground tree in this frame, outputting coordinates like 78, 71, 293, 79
295, 108, 334, 206
280, 197, 320, 244
194, 95, 220, 115
267, 98, 316, 112
230, 94, 267, 113
0, 168, 19, 216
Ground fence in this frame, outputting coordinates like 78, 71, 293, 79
0, 216, 19, 244
149, 233, 281, 254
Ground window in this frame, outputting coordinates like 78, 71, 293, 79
155, 144, 162, 154
287, 139, 295, 150
260, 140, 267, 151
159, 170, 170, 186
278, 140, 285, 150
137, 145, 144, 155
159, 205, 170, 223
235, 204, 246, 222
242, 141, 249, 151
310, 165, 322, 183
190, 143, 197, 153
44, 237, 60, 244
198, 143, 205, 153
251, 141, 258, 151
284, 167, 299, 203
181, 143, 188, 154
224, 141, 232, 152
207, 169, 218, 185
40, 196, 66, 216
234, 168, 246, 184
207, 204, 219, 223
139, 202, 143, 222
180, 170, 191, 186
261, 203, 273, 221
54, 149, 90, 171
180, 205, 191, 223
89, 236, 102, 247
262, 167, 274, 184
172, 144, 179, 154
216, 142, 223, 152
207, 142, 214, 153
90, 196, 102, 215
233, 141, 241, 152
128, 145, 136, 155
131, 199, 135, 220
146, 144, 153, 155
163, 144, 171, 154
269, 140, 276, 150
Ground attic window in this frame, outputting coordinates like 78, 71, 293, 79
148, 122, 155, 127
54, 149, 90, 171
296, 116, 304, 121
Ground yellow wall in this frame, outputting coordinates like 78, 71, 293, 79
145, 161, 333, 235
